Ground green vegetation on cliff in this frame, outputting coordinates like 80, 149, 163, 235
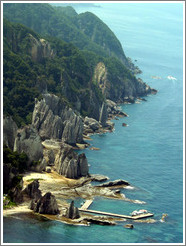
3, 4, 152, 127
3, 19, 104, 126
3, 3, 128, 65
3, 144, 28, 173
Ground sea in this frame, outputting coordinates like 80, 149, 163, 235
3, 2, 184, 244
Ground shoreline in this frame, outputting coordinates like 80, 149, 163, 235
3, 96, 155, 226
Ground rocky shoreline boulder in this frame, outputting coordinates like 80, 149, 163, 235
95, 179, 130, 188
30, 192, 59, 215
65, 201, 80, 219
106, 99, 128, 119
84, 117, 101, 133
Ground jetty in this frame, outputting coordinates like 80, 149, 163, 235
80, 199, 94, 210
79, 200, 154, 220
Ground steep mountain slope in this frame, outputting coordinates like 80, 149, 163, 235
3, 19, 103, 126
4, 18, 155, 127
76, 11, 128, 65
3, 3, 128, 65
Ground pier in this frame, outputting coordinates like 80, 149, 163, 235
79, 200, 154, 220
80, 199, 94, 210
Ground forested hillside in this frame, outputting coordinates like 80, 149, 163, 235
4, 14, 152, 128
3, 3, 128, 65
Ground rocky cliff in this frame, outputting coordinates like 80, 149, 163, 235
28, 34, 55, 62
14, 125, 43, 164
3, 116, 18, 150
94, 61, 156, 103
32, 93, 84, 145
44, 141, 89, 179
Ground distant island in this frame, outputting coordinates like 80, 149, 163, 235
3, 3, 157, 226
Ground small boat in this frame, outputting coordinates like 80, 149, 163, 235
131, 209, 148, 216
167, 75, 177, 80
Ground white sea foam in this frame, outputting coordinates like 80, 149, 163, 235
125, 185, 134, 190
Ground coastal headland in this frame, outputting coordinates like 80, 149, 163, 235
3, 97, 159, 227
3, 3, 158, 228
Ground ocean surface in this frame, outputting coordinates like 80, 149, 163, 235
3, 3, 184, 244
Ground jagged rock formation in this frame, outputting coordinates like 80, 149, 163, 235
84, 117, 101, 134
30, 192, 59, 215
32, 93, 84, 145
54, 144, 89, 179
3, 116, 18, 150
65, 200, 80, 219
14, 125, 43, 165
106, 99, 128, 118
41, 139, 89, 179
23, 180, 42, 200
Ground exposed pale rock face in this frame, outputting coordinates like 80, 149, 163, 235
93, 62, 156, 103
94, 62, 108, 95
28, 34, 55, 62
99, 102, 108, 127
14, 125, 43, 164
32, 93, 84, 145
54, 144, 89, 179
106, 99, 128, 117
3, 116, 18, 150
84, 117, 101, 131
62, 114, 83, 145
30, 192, 59, 215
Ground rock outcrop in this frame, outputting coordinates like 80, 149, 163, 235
124, 224, 134, 229
54, 144, 89, 179
3, 163, 23, 203
65, 201, 80, 219
14, 125, 43, 166
3, 116, 18, 150
93, 62, 157, 104
106, 99, 128, 118
30, 192, 59, 215
95, 179, 130, 188
23, 180, 42, 200
85, 217, 116, 226
28, 34, 55, 62
32, 93, 84, 145
89, 174, 109, 182
84, 117, 101, 134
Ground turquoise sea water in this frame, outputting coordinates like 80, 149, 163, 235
3, 3, 184, 244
